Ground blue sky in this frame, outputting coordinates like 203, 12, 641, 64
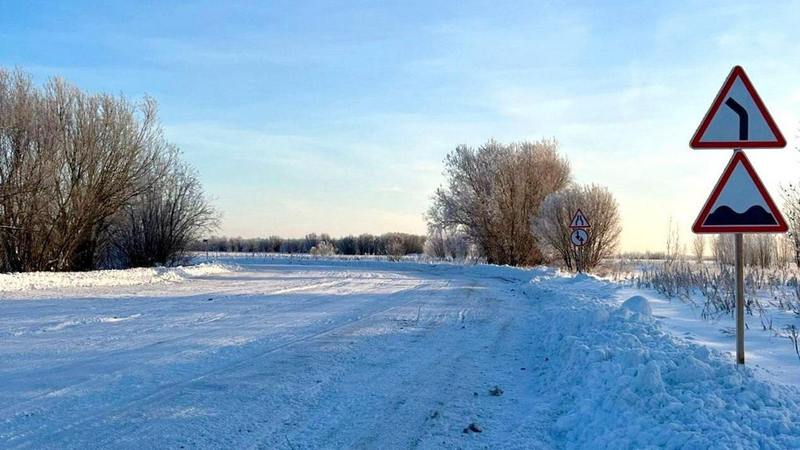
2, 1, 800, 251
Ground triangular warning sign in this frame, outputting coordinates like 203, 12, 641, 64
569, 209, 590, 229
693, 152, 787, 233
690, 66, 785, 149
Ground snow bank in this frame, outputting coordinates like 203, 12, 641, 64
621, 295, 652, 317
0, 263, 232, 292
530, 274, 800, 449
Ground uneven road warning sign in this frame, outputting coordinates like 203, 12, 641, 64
691, 65, 787, 366
569, 209, 590, 229
692, 151, 787, 233
690, 66, 786, 149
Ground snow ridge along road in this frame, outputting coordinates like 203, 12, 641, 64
1, 258, 799, 449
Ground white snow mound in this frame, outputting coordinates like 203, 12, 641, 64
0, 263, 232, 292
621, 295, 652, 317
534, 276, 800, 449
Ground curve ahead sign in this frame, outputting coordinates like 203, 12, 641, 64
690, 66, 785, 149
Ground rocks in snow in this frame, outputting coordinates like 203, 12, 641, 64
489, 385, 504, 396
463, 422, 482, 433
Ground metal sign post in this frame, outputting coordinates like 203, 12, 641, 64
734, 232, 745, 364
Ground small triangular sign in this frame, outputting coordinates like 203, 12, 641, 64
569, 209, 590, 229
690, 66, 785, 149
693, 152, 787, 233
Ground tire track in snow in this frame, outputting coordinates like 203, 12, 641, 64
7, 279, 439, 449
0, 278, 353, 418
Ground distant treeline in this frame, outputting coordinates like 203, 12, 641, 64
191, 233, 426, 256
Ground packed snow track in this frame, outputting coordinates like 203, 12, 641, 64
1, 258, 799, 449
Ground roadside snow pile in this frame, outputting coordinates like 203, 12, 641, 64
530, 274, 800, 449
621, 295, 652, 317
0, 263, 232, 292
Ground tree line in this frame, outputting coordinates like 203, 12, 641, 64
426, 139, 621, 270
191, 233, 426, 257
0, 70, 216, 272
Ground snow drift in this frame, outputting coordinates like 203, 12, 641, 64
532, 273, 800, 449
0, 263, 232, 292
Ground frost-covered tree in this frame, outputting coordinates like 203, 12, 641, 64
533, 184, 621, 271
424, 227, 471, 260
783, 182, 800, 267
310, 241, 336, 257
427, 139, 570, 266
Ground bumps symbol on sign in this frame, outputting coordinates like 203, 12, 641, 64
705, 205, 776, 226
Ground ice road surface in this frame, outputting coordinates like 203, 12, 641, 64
1, 258, 799, 449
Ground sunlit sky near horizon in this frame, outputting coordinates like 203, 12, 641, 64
2, 1, 800, 252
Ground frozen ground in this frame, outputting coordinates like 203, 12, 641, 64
1, 258, 800, 449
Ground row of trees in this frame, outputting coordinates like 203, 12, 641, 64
685, 233, 794, 269
427, 139, 621, 270
192, 232, 426, 257
0, 70, 216, 272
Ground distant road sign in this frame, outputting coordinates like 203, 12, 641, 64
690, 66, 785, 149
570, 229, 589, 246
692, 151, 787, 233
569, 209, 590, 229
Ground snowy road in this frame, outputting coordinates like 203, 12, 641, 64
2, 259, 800, 449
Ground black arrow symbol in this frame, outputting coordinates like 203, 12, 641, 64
725, 97, 748, 140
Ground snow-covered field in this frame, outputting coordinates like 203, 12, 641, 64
1, 257, 799, 449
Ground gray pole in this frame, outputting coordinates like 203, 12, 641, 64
732, 147, 745, 365
735, 230, 745, 364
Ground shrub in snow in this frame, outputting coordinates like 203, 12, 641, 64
0, 70, 216, 272
309, 241, 336, 257
533, 183, 622, 272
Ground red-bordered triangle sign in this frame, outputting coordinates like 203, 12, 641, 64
690, 66, 785, 149
569, 209, 590, 229
693, 152, 787, 233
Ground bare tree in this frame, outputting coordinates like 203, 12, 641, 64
424, 226, 471, 260
712, 235, 735, 267
533, 183, 621, 271
692, 235, 706, 264
775, 234, 793, 269
309, 241, 336, 257
385, 236, 405, 261
747, 235, 775, 269
783, 182, 800, 267
108, 149, 218, 268
427, 139, 570, 266
0, 69, 214, 272
713, 234, 778, 268
664, 217, 683, 265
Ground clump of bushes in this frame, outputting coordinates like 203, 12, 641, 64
0, 70, 216, 272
